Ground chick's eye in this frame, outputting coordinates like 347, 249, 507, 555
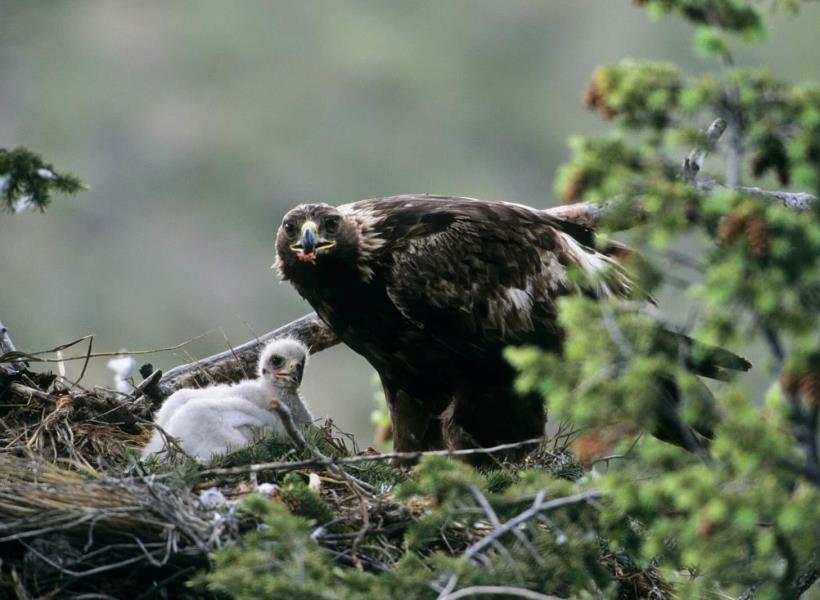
270, 355, 284, 368
324, 218, 340, 234
283, 222, 297, 237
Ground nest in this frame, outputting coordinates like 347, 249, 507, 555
0, 366, 418, 598
0, 453, 240, 598
0, 358, 668, 599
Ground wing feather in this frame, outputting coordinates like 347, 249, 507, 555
349, 195, 635, 349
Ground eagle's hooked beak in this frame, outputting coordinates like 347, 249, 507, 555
290, 221, 336, 262
274, 358, 304, 385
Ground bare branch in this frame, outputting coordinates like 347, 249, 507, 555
697, 180, 816, 210
7, 381, 54, 402
468, 485, 545, 569
154, 313, 338, 400
271, 399, 309, 453
272, 396, 374, 497
441, 587, 565, 600
463, 490, 603, 562
0, 319, 27, 373
197, 437, 546, 479
682, 118, 728, 183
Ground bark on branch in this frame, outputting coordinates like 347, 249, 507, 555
0, 320, 27, 375
154, 313, 337, 400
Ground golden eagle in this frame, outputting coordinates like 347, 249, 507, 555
275, 194, 749, 460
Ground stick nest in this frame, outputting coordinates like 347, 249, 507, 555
0, 366, 420, 598
0, 361, 666, 599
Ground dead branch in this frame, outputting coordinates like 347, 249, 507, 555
271, 399, 310, 453
682, 118, 728, 183
441, 587, 565, 600
0, 319, 27, 374
153, 313, 337, 401
462, 490, 603, 562
272, 398, 374, 497
697, 180, 817, 210
434, 489, 600, 600
197, 437, 545, 479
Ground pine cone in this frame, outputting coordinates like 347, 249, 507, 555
744, 216, 770, 257
563, 171, 588, 204
717, 210, 746, 245
781, 368, 802, 397
581, 80, 600, 112
800, 370, 820, 408
697, 516, 718, 541
750, 151, 768, 179
774, 160, 790, 186
582, 76, 617, 120
751, 138, 790, 185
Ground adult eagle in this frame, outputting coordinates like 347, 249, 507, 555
275, 194, 748, 459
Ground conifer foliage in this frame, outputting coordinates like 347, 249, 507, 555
0, 147, 85, 213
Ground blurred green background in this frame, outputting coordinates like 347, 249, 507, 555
2, 1, 819, 442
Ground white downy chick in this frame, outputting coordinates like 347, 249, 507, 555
141, 338, 313, 461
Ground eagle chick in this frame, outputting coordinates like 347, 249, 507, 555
141, 338, 312, 461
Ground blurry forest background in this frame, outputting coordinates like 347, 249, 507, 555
2, 1, 819, 442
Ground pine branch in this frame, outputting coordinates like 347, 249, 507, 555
0, 147, 86, 213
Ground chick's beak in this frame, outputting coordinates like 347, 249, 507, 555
274, 358, 303, 385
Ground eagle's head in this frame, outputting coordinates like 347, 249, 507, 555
276, 203, 359, 273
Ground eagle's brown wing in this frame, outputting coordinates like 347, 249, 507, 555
349, 195, 635, 355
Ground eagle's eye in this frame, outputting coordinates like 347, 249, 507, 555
283, 222, 298, 238
270, 355, 284, 369
324, 217, 340, 235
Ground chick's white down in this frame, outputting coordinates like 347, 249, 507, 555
141, 338, 313, 461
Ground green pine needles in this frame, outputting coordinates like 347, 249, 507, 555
0, 146, 86, 213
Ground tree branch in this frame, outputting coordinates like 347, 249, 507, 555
696, 180, 816, 210
0, 319, 27, 374
682, 118, 728, 183
441, 586, 565, 600
196, 437, 545, 479
153, 313, 337, 400
271, 398, 374, 497
463, 490, 603, 562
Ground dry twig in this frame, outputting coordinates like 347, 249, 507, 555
198, 437, 546, 479
441, 586, 565, 600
